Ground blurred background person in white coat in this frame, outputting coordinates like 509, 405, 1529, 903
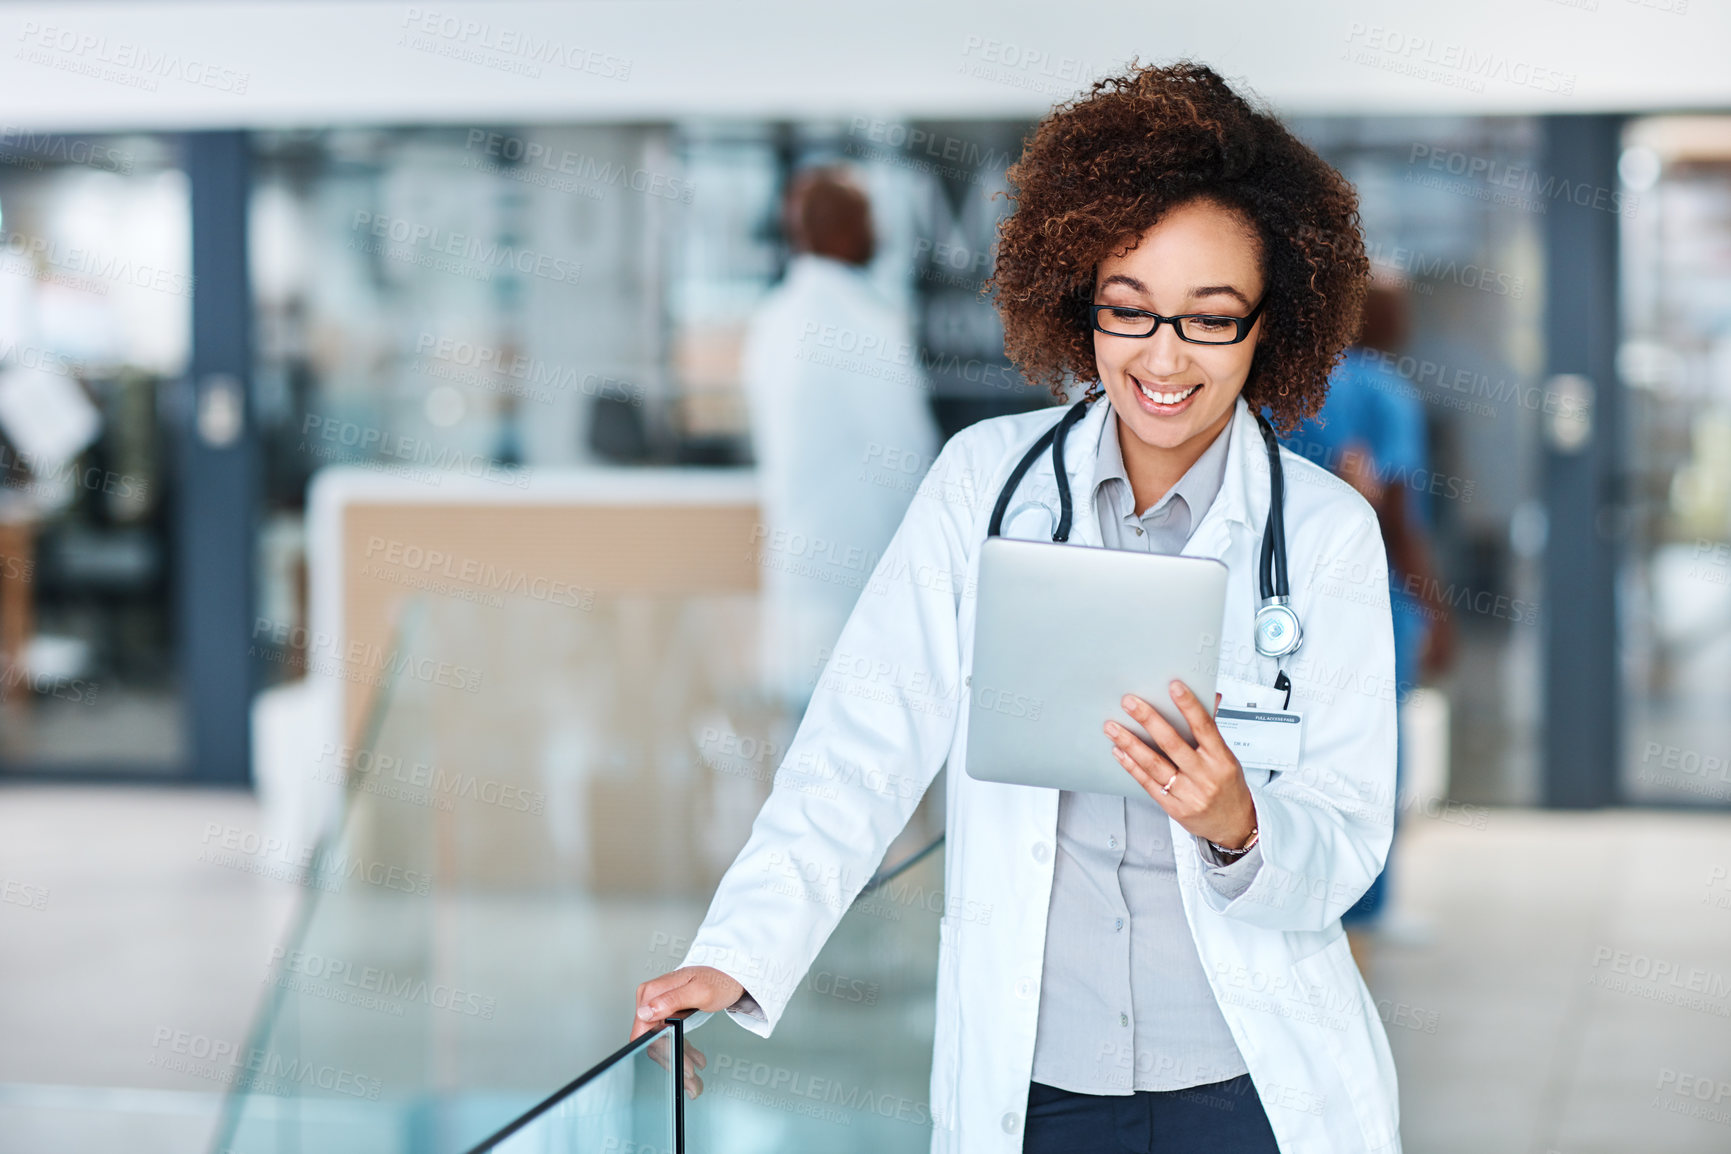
742, 165, 940, 713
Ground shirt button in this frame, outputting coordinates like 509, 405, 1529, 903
1120, 1012, 1129, 1027
1108, 836, 1119, 850
1114, 918, 1124, 931
1002, 1111, 1021, 1134
1134, 526, 1144, 536
1015, 977, 1036, 999
1031, 841, 1051, 863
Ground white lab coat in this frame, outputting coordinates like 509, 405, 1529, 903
741, 254, 940, 706
685, 394, 1402, 1153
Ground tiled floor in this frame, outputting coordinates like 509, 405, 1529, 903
1, 786, 1728, 1153
1371, 807, 1731, 1154
0, 786, 297, 1154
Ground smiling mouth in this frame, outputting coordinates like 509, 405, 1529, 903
1136, 379, 1202, 406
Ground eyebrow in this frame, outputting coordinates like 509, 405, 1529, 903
1098, 274, 1252, 309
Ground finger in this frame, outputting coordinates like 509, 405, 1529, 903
1104, 717, 1178, 779
1119, 694, 1201, 773
636, 972, 684, 1017
638, 972, 696, 1021
1169, 680, 1231, 759
681, 1049, 702, 1097
687, 1044, 707, 1071
1111, 742, 1184, 811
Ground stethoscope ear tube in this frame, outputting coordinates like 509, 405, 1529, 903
986, 397, 1093, 540
1252, 411, 1290, 600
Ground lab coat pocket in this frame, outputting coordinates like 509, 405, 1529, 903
1290, 931, 1399, 1149
1215, 673, 1284, 711
929, 915, 962, 1136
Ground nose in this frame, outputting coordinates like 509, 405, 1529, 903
1134, 321, 1191, 379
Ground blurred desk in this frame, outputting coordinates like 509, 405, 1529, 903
305, 465, 762, 738
273, 465, 766, 893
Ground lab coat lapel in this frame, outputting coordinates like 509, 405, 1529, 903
1180, 395, 1267, 565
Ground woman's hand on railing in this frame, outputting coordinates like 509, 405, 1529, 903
633, 966, 745, 1098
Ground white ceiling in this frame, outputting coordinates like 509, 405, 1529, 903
1, 0, 1726, 132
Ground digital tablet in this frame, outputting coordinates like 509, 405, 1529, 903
964, 536, 1227, 797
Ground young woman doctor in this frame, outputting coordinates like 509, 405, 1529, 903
636, 60, 1401, 1154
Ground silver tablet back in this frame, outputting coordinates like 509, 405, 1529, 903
965, 536, 1227, 797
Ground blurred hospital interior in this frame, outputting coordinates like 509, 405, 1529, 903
0, 3, 1728, 1153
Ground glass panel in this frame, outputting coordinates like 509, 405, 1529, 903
474, 1025, 677, 1154
0, 131, 188, 772
220, 574, 944, 1153
1617, 115, 1731, 807
681, 844, 942, 1154
214, 599, 442, 1154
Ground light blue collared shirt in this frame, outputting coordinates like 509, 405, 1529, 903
1030, 409, 1263, 1095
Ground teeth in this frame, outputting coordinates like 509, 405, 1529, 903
1139, 381, 1199, 405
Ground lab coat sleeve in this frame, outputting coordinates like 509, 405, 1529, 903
1197, 513, 1398, 931
679, 434, 978, 1037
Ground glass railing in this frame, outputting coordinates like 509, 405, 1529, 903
211, 598, 453, 1153
213, 589, 944, 1153
462, 1020, 683, 1154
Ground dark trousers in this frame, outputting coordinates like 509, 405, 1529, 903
1022, 1076, 1282, 1153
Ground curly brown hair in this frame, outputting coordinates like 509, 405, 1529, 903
988, 60, 1370, 433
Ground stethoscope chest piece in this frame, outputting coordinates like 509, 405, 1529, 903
1254, 596, 1303, 659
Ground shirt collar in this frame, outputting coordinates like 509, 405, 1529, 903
1044, 393, 1265, 553
1091, 406, 1233, 527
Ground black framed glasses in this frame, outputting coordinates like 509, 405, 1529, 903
1089, 295, 1267, 345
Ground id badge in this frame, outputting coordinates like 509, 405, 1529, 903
1214, 706, 1303, 774
1212, 675, 1303, 776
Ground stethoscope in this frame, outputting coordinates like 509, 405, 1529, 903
985, 394, 1301, 705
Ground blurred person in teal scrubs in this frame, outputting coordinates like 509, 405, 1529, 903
1278, 273, 1456, 955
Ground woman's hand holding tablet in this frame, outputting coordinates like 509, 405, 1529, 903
1106, 680, 1258, 852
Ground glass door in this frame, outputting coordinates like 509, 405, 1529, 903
0, 131, 190, 775
1617, 115, 1731, 807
